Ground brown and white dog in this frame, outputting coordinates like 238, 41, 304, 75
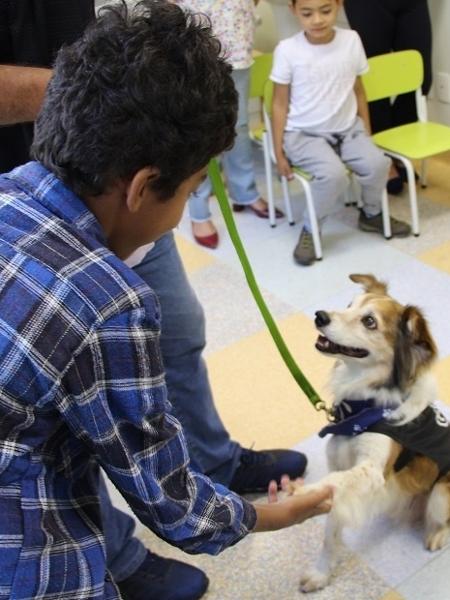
291, 274, 450, 592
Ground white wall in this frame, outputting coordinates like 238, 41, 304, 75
255, 0, 450, 125
428, 1, 450, 124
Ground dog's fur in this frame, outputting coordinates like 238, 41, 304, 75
292, 274, 450, 592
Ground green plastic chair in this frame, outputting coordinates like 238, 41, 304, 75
249, 52, 273, 100
261, 80, 392, 258
249, 53, 273, 144
362, 50, 450, 236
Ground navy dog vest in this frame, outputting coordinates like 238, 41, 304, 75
319, 401, 450, 478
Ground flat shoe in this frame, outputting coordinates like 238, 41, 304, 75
193, 232, 219, 249
232, 203, 284, 219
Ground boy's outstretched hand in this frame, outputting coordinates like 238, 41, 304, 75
251, 476, 333, 533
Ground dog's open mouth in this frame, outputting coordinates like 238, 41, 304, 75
315, 335, 369, 358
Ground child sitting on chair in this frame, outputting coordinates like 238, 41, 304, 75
271, 0, 411, 266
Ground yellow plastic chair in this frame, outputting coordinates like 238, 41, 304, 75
249, 52, 273, 144
362, 50, 450, 236
261, 80, 392, 259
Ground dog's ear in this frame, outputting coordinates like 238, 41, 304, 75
391, 305, 437, 390
349, 274, 387, 295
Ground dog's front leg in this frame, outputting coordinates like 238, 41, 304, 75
300, 514, 343, 592
295, 460, 385, 592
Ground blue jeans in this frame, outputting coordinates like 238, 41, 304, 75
100, 477, 148, 582
188, 68, 260, 222
104, 232, 241, 580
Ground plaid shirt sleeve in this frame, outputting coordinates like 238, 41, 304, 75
55, 295, 256, 555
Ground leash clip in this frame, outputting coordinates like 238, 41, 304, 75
314, 401, 337, 422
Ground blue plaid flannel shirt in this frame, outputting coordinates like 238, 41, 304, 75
0, 162, 256, 600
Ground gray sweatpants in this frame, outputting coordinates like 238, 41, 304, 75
283, 117, 390, 231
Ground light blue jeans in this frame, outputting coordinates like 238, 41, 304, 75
189, 67, 260, 222
103, 231, 242, 580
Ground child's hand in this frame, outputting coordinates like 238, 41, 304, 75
276, 155, 293, 180
252, 478, 333, 532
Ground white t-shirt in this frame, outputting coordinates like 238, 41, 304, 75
125, 242, 155, 268
270, 28, 368, 134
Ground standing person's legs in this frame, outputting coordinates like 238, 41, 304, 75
391, 0, 432, 126
133, 231, 242, 485
187, 160, 218, 247
188, 178, 214, 224
223, 68, 260, 206
225, 67, 282, 219
133, 231, 307, 492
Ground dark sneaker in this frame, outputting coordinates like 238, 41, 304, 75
293, 228, 316, 266
386, 175, 403, 195
396, 165, 420, 184
117, 550, 208, 600
358, 211, 411, 238
229, 448, 307, 494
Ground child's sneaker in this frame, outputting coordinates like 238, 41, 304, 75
293, 228, 316, 266
358, 211, 411, 238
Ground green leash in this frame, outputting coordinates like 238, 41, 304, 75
208, 159, 328, 417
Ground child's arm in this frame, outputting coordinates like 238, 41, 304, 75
0, 65, 51, 125
354, 76, 372, 135
272, 82, 293, 180
252, 484, 333, 532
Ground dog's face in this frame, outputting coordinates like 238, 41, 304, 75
315, 274, 437, 390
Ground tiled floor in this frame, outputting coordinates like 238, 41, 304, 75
140, 149, 450, 599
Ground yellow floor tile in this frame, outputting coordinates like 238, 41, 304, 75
433, 357, 450, 407
379, 591, 405, 600
418, 239, 450, 274
417, 153, 450, 207
206, 312, 334, 449
174, 233, 216, 274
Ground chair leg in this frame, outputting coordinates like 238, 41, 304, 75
420, 159, 428, 188
387, 154, 420, 236
381, 189, 391, 239
262, 132, 276, 227
402, 159, 420, 236
281, 176, 295, 225
294, 175, 322, 260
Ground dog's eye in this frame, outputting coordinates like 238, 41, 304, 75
362, 315, 377, 330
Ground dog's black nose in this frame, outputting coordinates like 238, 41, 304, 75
315, 310, 331, 327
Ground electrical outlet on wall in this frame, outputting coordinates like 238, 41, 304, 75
436, 72, 450, 104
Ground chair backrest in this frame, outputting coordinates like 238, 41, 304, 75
263, 78, 274, 116
362, 50, 423, 102
249, 52, 273, 100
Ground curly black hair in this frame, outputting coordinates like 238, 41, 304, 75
31, 0, 237, 199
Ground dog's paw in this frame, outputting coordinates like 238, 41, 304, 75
299, 567, 330, 593
426, 526, 450, 551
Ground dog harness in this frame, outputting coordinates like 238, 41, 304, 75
319, 399, 396, 438
319, 401, 450, 478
